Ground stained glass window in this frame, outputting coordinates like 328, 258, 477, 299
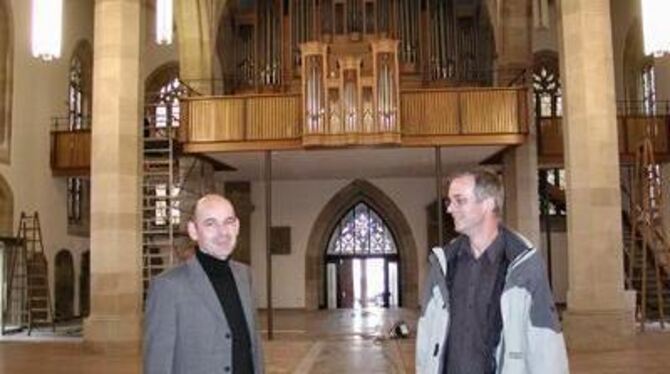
533, 66, 562, 118
327, 202, 397, 255
68, 57, 84, 130
154, 77, 185, 129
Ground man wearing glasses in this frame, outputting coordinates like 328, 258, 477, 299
145, 194, 264, 374
416, 169, 568, 374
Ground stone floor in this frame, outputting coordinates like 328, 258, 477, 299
0, 309, 669, 373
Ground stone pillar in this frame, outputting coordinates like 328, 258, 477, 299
503, 143, 541, 248
497, 0, 540, 248
175, 0, 214, 94
225, 182, 254, 265
558, 0, 636, 350
84, 0, 142, 352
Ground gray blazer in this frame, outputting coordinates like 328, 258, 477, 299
144, 256, 264, 374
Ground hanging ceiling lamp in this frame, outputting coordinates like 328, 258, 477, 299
31, 0, 63, 61
641, 0, 670, 56
156, 0, 173, 45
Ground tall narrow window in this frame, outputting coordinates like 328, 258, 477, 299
68, 57, 84, 130
154, 77, 184, 129
532, 63, 562, 118
67, 177, 82, 224
642, 64, 656, 115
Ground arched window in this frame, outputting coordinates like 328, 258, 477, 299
68, 57, 85, 130
325, 202, 399, 309
532, 58, 562, 118
327, 202, 397, 255
153, 77, 184, 129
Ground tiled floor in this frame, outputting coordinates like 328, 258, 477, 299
1, 309, 669, 373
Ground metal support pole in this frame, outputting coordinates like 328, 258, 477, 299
435, 147, 444, 246
265, 151, 274, 340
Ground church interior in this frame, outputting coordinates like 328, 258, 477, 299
0, 0, 670, 372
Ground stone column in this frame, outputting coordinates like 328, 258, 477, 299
84, 0, 142, 352
558, 0, 636, 350
175, 0, 214, 94
497, 0, 540, 248
503, 145, 541, 248
225, 182, 254, 265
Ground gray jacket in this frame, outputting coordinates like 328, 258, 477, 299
144, 256, 264, 374
416, 227, 569, 374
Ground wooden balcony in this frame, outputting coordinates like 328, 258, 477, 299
181, 93, 303, 152
180, 87, 528, 153
538, 115, 670, 165
50, 129, 91, 176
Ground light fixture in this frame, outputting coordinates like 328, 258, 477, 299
156, 0, 173, 45
31, 0, 63, 61
641, 0, 670, 56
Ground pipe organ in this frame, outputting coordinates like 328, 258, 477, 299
219, 0, 492, 90
300, 38, 400, 145
216, 0, 493, 141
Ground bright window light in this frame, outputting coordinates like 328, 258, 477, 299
31, 0, 63, 61
642, 0, 670, 56
156, 0, 173, 45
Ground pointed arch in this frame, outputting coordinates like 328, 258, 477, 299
145, 61, 180, 104
0, 173, 12, 235
305, 180, 418, 310
0, 0, 14, 163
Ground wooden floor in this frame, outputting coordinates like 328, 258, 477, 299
1, 309, 669, 373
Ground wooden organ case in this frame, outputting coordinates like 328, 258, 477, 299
215, 0, 494, 146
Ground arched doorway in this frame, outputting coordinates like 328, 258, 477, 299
79, 250, 90, 317
54, 249, 75, 321
305, 180, 418, 310
325, 202, 399, 309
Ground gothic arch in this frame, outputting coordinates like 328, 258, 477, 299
0, 0, 14, 163
145, 61, 180, 103
0, 173, 12, 235
305, 180, 418, 309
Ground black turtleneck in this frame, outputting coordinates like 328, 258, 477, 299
196, 249, 254, 374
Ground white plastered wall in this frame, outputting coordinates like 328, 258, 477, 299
247, 177, 436, 309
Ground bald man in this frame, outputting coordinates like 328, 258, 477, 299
144, 194, 264, 374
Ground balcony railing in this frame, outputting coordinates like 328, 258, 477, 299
50, 118, 91, 176
401, 87, 528, 145
180, 87, 528, 152
538, 101, 670, 164
181, 93, 302, 152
